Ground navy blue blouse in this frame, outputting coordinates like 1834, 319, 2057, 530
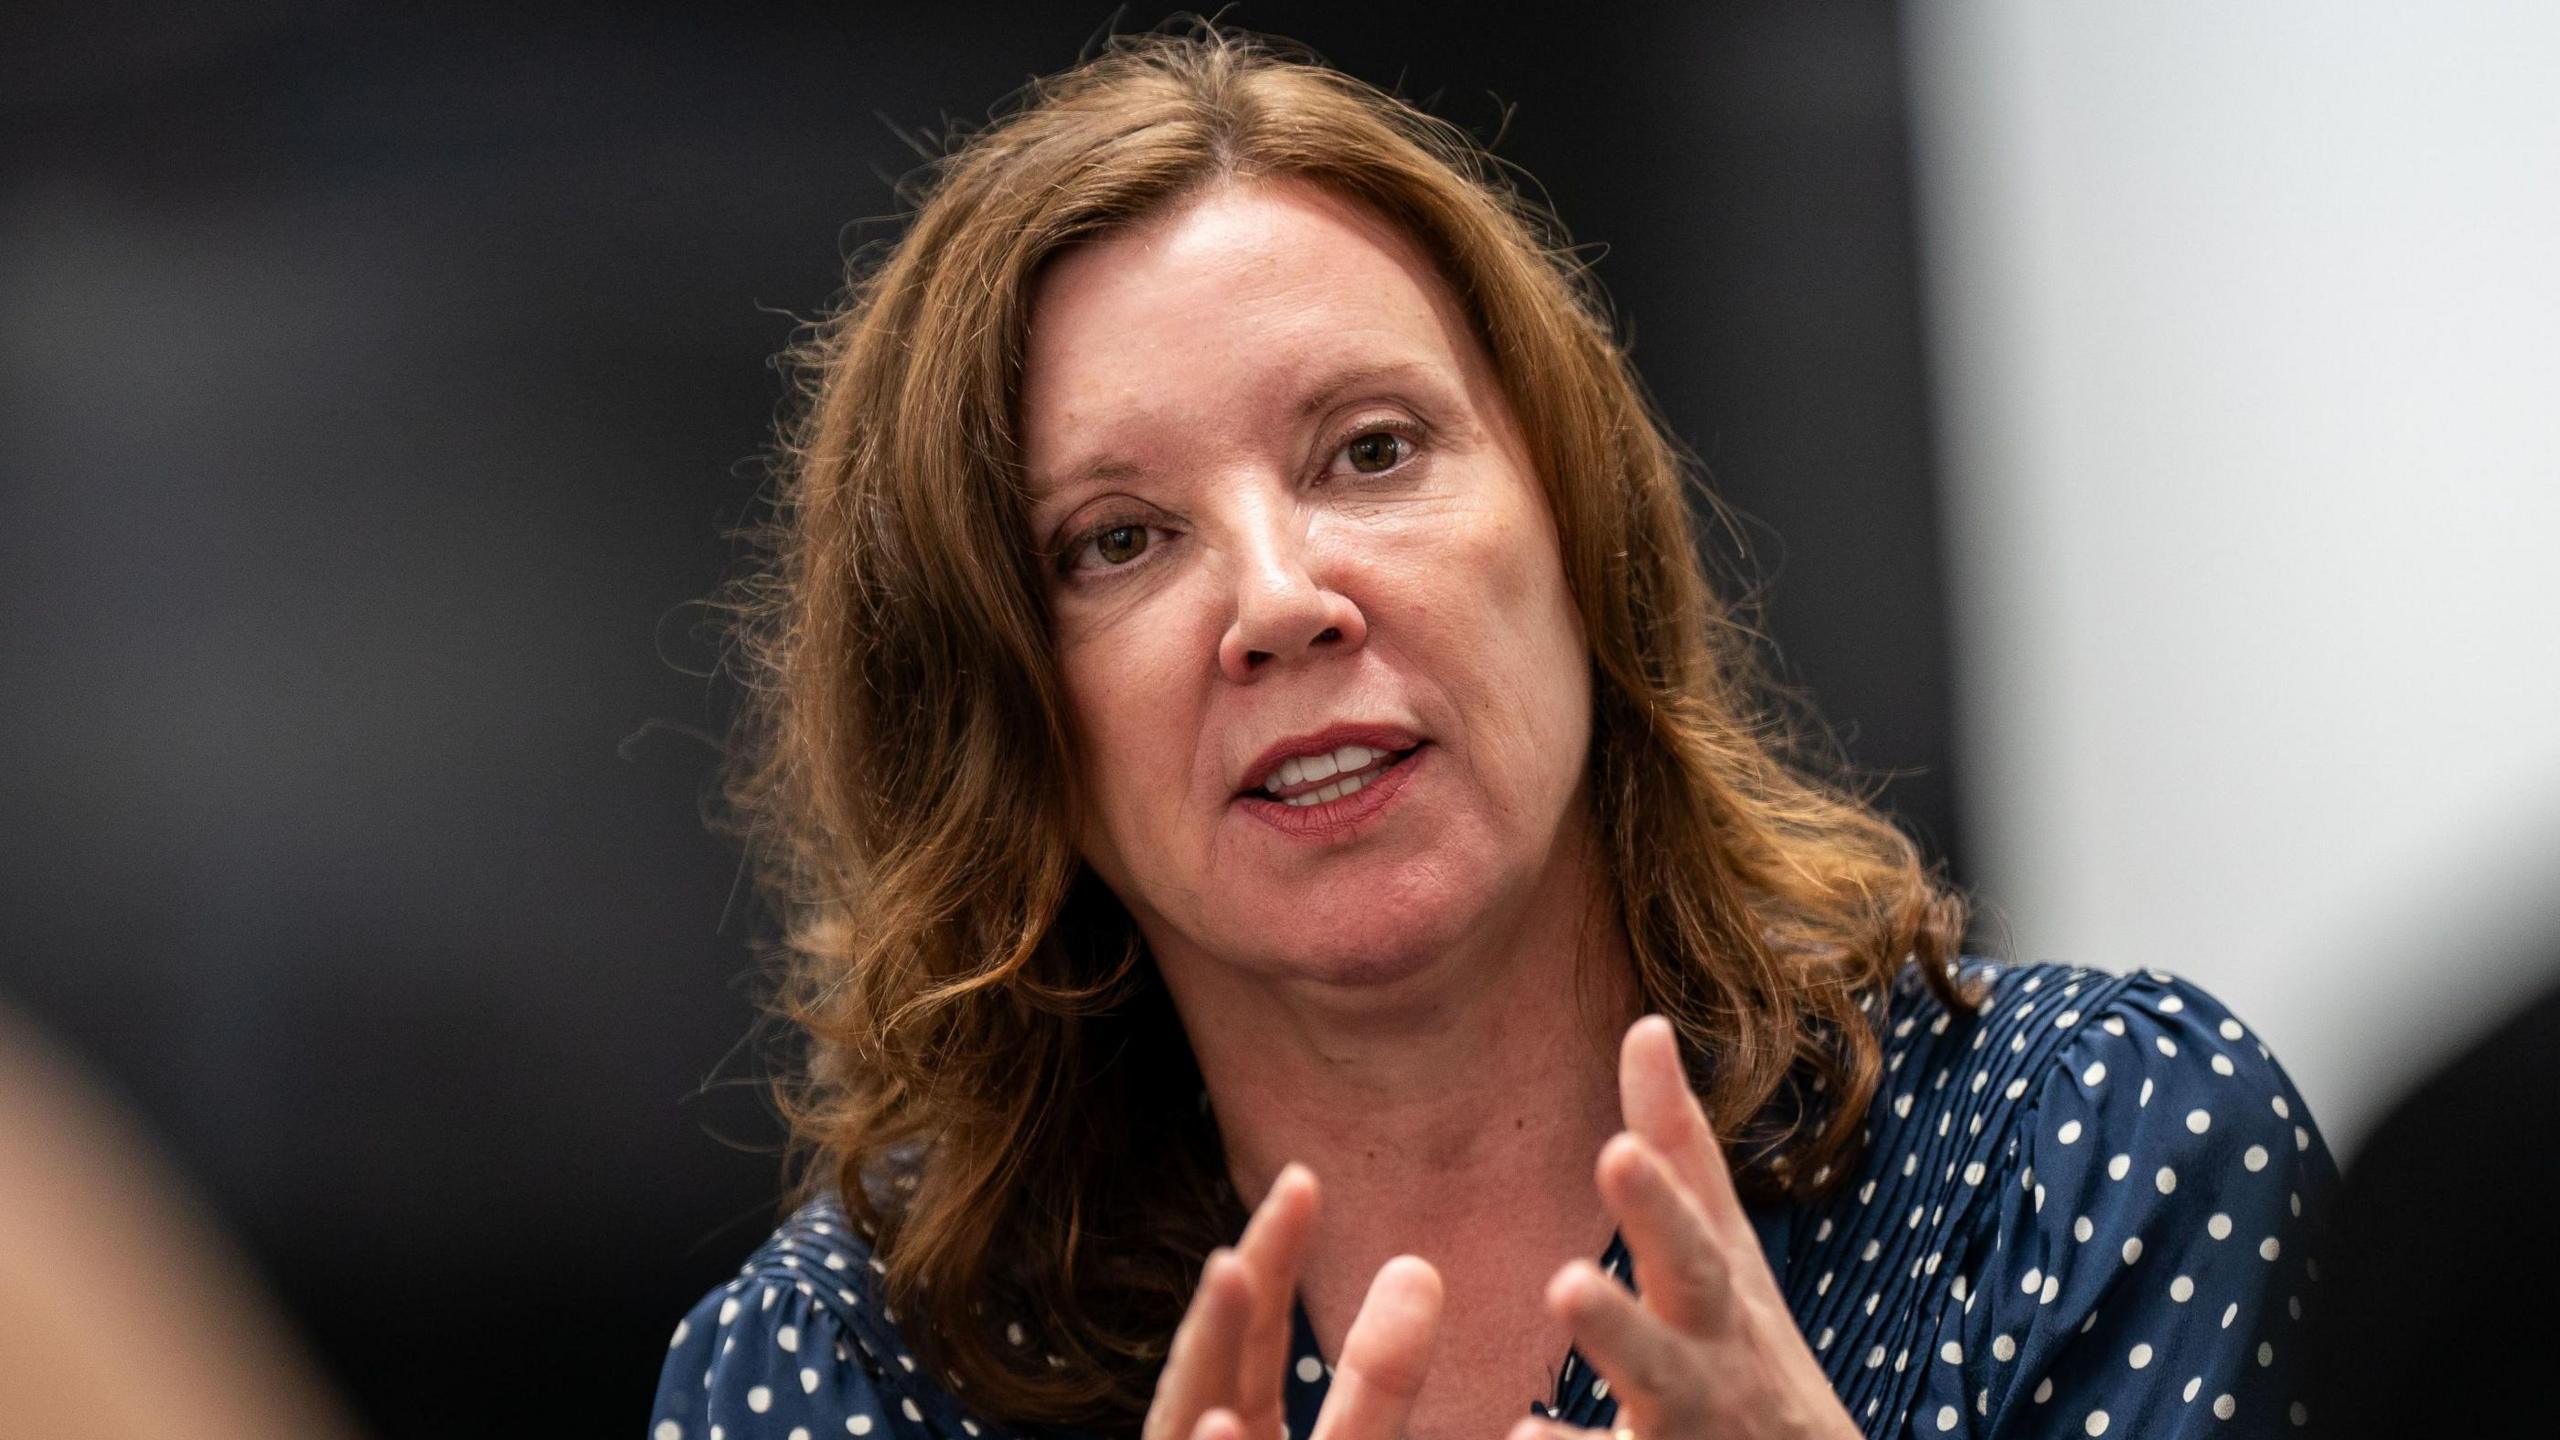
650, 961, 2335, 1438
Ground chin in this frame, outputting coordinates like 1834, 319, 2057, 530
1225, 886, 1488, 992
1268, 934, 1443, 990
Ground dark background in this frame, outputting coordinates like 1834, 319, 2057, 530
0, 4, 1956, 1435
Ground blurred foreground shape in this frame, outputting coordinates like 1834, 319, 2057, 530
0, 1007, 364, 1440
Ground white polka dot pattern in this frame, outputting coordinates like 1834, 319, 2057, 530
645, 962, 2334, 1440
1858, 963, 2334, 1437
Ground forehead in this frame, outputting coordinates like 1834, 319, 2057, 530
1017, 178, 1487, 487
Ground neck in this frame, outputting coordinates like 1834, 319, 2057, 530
1193, 933, 1633, 1223
1151, 844, 1641, 1357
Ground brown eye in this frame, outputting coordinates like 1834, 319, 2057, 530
1346, 431, 1404, 473
1094, 524, 1149, 565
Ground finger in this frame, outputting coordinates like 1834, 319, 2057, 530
1232, 1165, 1320, 1436
1308, 1256, 1443, 1440
1546, 1258, 1695, 1418
1145, 1249, 1254, 1440
1195, 1409, 1247, 1440
1596, 1132, 1729, 1334
1618, 1016, 1746, 1233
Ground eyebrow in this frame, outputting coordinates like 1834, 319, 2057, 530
1290, 356, 1437, 422
1029, 356, 1442, 501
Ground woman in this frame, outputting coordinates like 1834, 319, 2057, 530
652, 27, 2331, 1440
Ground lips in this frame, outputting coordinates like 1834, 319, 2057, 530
1232, 740, 1429, 837
1236, 724, 1426, 797
1256, 743, 1417, 806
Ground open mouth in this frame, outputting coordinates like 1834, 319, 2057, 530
1240, 742, 1422, 808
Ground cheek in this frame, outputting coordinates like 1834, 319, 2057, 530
1055, 647, 1151, 887
1055, 589, 1214, 828
1433, 503, 1592, 784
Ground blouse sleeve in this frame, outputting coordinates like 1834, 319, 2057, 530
647, 1202, 945, 1440
648, 1274, 892, 1440
1954, 972, 2335, 1438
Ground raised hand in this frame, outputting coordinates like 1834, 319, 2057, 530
1144, 1164, 1445, 1440
1513, 1016, 1861, 1440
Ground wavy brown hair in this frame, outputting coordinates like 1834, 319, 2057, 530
721, 20, 1968, 1433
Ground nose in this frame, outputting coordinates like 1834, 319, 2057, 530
1216, 512, 1367, 683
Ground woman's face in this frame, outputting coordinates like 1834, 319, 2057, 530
1018, 178, 1598, 996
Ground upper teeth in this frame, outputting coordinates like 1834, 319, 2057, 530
1263, 743, 1391, 794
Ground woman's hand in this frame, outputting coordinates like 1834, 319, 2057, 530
1144, 1163, 1444, 1440
1515, 1016, 1861, 1440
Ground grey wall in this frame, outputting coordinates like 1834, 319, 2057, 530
1905, 0, 2560, 1154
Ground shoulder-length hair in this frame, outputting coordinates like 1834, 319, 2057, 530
723, 20, 1967, 1432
